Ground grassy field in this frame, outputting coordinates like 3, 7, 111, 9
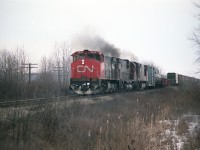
0, 86, 200, 150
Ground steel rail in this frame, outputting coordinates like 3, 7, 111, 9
0, 89, 158, 108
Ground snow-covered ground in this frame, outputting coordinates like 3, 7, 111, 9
159, 114, 200, 150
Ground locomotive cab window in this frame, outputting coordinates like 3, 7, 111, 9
73, 53, 85, 61
87, 53, 101, 61
73, 52, 103, 62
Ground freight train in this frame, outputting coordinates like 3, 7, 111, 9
70, 50, 200, 95
70, 49, 169, 95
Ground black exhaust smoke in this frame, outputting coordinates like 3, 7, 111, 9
71, 32, 137, 61
71, 34, 120, 57
92, 36, 120, 57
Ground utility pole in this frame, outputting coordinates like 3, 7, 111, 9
53, 62, 63, 87
22, 63, 38, 83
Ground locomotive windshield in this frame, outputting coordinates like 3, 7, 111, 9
73, 53, 85, 61
88, 53, 101, 61
73, 52, 103, 62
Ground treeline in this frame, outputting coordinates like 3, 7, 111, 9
0, 43, 71, 101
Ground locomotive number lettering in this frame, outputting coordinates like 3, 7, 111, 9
77, 65, 94, 72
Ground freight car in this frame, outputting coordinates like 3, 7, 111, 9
70, 50, 160, 95
167, 73, 179, 85
167, 72, 199, 86
155, 73, 168, 87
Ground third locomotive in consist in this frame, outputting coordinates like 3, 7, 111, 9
70, 49, 168, 95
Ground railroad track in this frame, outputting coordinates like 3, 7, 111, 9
0, 96, 73, 108
0, 89, 159, 108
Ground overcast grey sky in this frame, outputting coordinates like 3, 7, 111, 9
0, 0, 199, 77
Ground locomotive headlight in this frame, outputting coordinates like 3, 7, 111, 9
87, 83, 90, 85
82, 59, 84, 64
74, 85, 79, 90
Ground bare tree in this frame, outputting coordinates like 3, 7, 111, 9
33, 42, 72, 98
0, 49, 17, 100
36, 56, 58, 97
14, 47, 29, 98
0, 47, 28, 100
51, 41, 72, 94
191, 1, 200, 74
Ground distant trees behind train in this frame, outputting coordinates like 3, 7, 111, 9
0, 42, 71, 101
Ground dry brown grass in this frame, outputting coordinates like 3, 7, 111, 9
177, 118, 188, 135
0, 86, 200, 150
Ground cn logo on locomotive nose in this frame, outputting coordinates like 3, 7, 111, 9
77, 65, 94, 72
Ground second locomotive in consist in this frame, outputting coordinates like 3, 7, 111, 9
70, 49, 163, 95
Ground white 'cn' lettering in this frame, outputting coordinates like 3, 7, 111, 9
77, 65, 94, 72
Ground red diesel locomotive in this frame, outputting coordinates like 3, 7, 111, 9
70, 49, 158, 95
70, 50, 104, 94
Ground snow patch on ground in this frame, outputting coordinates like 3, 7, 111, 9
159, 113, 200, 150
